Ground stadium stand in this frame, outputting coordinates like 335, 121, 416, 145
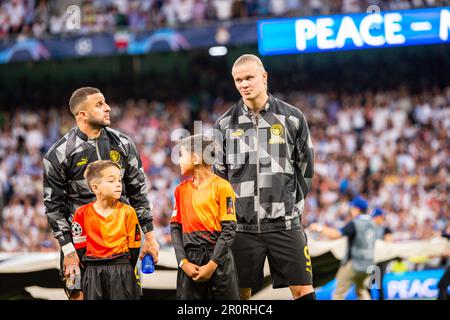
0, 0, 449, 39
1, 86, 448, 255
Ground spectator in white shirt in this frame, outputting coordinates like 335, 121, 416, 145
214, 0, 233, 20
176, 0, 194, 24
6, 0, 26, 33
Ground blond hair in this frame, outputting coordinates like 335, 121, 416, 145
232, 54, 268, 91
232, 54, 266, 71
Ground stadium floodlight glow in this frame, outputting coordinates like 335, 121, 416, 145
208, 46, 228, 56
258, 7, 450, 55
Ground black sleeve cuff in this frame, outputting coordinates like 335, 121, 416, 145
57, 232, 73, 247
141, 221, 154, 234
211, 256, 225, 267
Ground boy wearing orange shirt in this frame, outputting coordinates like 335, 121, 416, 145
170, 135, 240, 300
71, 160, 141, 300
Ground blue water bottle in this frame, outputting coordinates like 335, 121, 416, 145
142, 254, 155, 274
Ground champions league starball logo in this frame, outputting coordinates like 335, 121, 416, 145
75, 38, 93, 56
71, 222, 82, 236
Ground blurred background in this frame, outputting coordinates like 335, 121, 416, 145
0, 0, 449, 300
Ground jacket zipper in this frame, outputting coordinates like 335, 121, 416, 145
95, 139, 102, 160
254, 113, 261, 233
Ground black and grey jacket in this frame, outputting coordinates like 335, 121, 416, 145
43, 127, 153, 247
213, 94, 314, 233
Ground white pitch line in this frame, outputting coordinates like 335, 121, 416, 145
410, 22, 432, 32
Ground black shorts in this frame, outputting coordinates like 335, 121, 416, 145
59, 251, 85, 298
177, 246, 240, 300
82, 257, 141, 300
231, 228, 313, 290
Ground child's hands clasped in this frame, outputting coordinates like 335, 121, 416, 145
182, 261, 200, 278
192, 260, 218, 282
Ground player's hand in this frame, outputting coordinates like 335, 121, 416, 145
63, 251, 81, 278
140, 231, 160, 264
182, 261, 200, 278
193, 260, 218, 282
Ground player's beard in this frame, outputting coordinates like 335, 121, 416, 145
87, 117, 110, 129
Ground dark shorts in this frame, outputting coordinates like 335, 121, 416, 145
177, 246, 240, 300
59, 251, 85, 299
82, 257, 141, 300
231, 228, 313, 290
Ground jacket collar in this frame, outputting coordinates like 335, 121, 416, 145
75, 126, 106, 141
240, 93, 273, 116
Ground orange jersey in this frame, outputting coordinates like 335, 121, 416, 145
171, 175, 236, 246
72, 201, 141, 259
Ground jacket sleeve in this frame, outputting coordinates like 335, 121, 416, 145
213, 120, 228, 180
126, 208, 142, 250
210, 181, 237, 266
294, 113, 314, 199
123, 137, 154, 234
170, 189, 186, 265
210, 221, 236, 266
170, 222, 187, 266
126, 207, 142, 268
43, 151, 72, 247
72, 208, 87, 263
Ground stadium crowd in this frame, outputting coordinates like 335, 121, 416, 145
0, 0, 449, 39
0, 85, 448, 253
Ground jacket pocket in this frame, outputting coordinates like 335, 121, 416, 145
235, 197, 256, 225
283, 179, 296, 216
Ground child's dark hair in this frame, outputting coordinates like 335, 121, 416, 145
84, 160, 121, 189
179, 134, 216, 165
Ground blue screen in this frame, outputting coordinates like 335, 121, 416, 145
258, 7, 450, 55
